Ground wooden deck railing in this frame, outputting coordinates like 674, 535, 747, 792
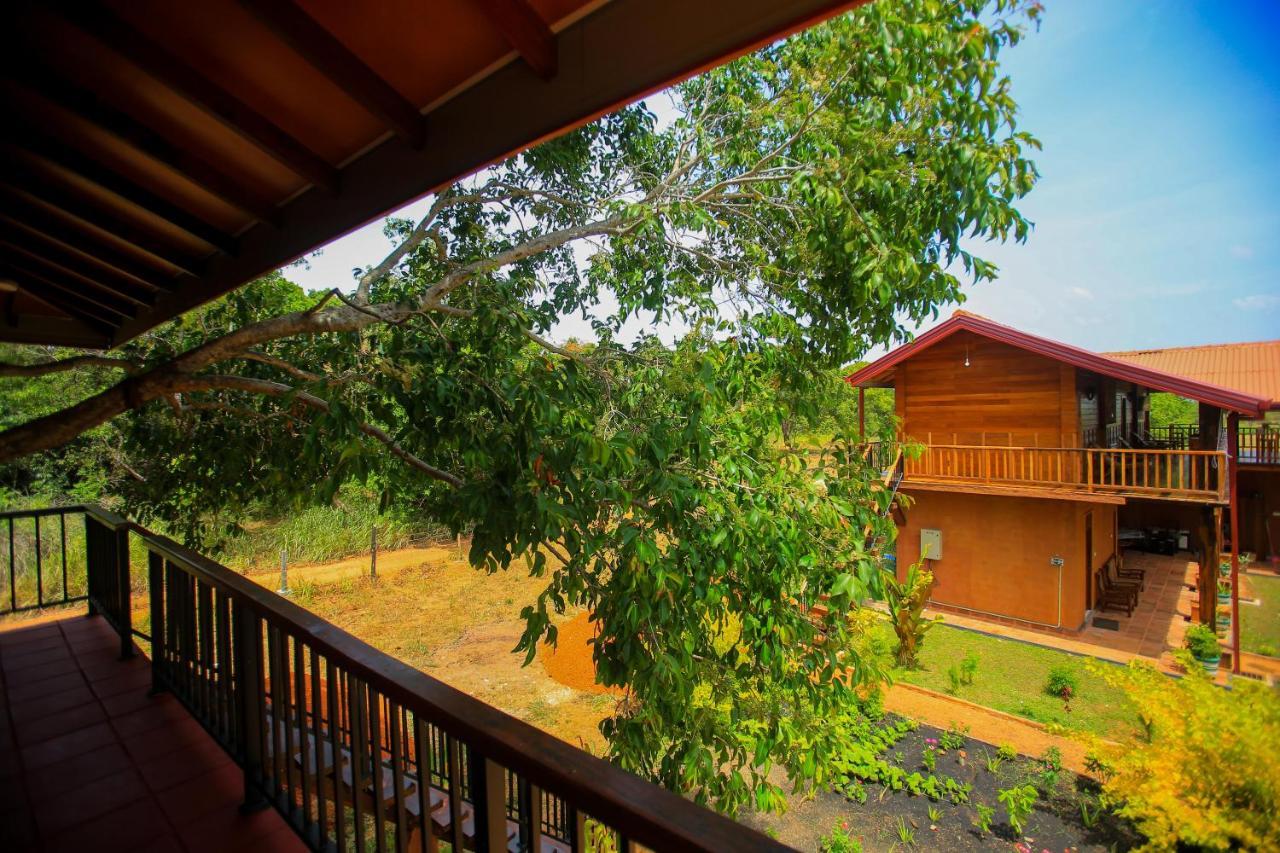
2, 505, 785, 853
903, 444, 1227, 502
1239, 424, 1280, 466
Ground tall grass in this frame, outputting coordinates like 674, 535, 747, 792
214, 500, 450, 571
0, 509, 90, 613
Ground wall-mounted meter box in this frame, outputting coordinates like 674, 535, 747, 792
920, 528, 943, 560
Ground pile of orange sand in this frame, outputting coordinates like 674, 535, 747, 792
540, 612, 622, 695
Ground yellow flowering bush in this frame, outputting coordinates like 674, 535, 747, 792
1087, 653, 1280, 851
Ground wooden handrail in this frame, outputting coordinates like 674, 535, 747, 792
9, 504, 785, 853
902, 444, 1227, 502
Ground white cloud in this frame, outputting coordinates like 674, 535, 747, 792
1067, 286, 1094, 300
1229, 244, 1255, 259
1232, 294, 1280, 311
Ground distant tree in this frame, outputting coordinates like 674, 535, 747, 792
0, 0, 1039, 814
1147, 392, 1198, 430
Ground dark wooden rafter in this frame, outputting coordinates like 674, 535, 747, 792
237, 0, 427, 148
0, 240, 155, 308
0, 206, 185, 292
471, 0, 559, 79
0, 261, 135, 325
53, 3, 340, 194
1, 72, 280, 230
0, 181, 207, 277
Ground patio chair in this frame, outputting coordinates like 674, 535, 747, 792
1106, 555, 1144, 592
1095, 572, 1135, 617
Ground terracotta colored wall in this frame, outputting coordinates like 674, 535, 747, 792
896, 490, 1099, 628
898, 331, 1078, 447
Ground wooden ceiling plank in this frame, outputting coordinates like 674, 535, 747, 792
0, 312, 112, 347
57, 3, 340, 194
2, 75, 280, 232
0, 181, 205, 277
470, 0, 558, 79
0, 208, 184, 292
0, 261, 135, 324
237, 0, 426, 148
0, 240, 155, 308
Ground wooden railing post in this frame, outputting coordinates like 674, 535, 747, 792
233, 601, 269, 813
115, 525, 133, 659
148, 551, 166, 694
468, 748, 509, 851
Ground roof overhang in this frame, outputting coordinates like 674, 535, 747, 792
1, 0, 865, 349
846, 311, 1273, 417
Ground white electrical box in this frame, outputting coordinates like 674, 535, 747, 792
920, 528, 943, 560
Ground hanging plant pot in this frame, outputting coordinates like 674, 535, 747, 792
1219, 562, 1231, 578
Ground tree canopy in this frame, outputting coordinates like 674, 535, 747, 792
0, 0, 1040, 813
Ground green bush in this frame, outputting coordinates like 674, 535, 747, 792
1044, 664, 1079, 699
820, 820, 862, 853
1184, 623, 1219, 661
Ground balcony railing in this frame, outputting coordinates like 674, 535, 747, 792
902, 444, 1227, 502
1239, 424, 1280, 466
1, 505, 785, 853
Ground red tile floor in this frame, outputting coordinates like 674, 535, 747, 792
0, 612, 304, 853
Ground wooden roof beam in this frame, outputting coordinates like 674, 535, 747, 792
0, 211, 184, 295
471, 0, 558, 79
1, 75, 280, 231
237, 0, 427, 148
0, 181, 207, 277
0, 240, 155, 308
0, 261, 135, 325
56, 3, 340, 194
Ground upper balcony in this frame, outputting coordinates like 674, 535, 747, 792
0, 505, 785, 853
882, 440, 1228, 504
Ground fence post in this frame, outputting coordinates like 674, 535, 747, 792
277, 549, 290, 596
370, 526, 377, 580
148, 551, 166, 694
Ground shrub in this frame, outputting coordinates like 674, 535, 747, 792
1044, 664, 1079, 699
882, 562, 937, 668
959, 651, 979, 684
820, 820, 863, 853
939, 723, 968, 751
998, 784, 1038, 837
1184, 623, 1219, 661
996, 743, 1018, 762
1087, 654, 1280, 851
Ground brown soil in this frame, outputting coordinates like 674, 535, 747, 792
540, 612, 623, 695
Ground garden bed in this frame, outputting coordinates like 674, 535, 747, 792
751, 719, 1138, 851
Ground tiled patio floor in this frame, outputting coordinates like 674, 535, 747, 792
0, 612, 305, 853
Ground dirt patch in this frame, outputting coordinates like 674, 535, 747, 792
541, 611, 623, 695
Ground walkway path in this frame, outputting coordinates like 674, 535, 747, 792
883, 683, 1097, 776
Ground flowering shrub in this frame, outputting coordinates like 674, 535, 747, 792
1087, 654, 1280, 851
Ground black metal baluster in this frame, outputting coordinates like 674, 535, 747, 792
309, 646, 325, 849
369, 689, 387, 853
198, 581, 214, 723
294, 639, 310, 829
446, 736, 465, 852
412, 714, 433, 853
468, 748, 508, 852
216, 591, 233, 745
388, 700, 406, 852
233, 600, 269, 812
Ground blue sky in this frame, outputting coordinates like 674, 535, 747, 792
289, 1, 1280, 353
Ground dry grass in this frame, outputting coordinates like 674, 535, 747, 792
256, 544, 615, 752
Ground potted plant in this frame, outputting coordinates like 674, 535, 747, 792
1185, 623, 1221, 675
1217, 578, 1232, 605
1219, 560, 1232, 578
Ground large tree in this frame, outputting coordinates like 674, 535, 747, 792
0, 0, 1039, 813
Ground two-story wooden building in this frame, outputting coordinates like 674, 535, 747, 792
847, 312, 1277, 656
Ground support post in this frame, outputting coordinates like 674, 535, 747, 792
115, 526, 133, 659
370, 526, 377, 580
148, 551, 166, 694
1228, 411, 1241, 675
858, 386, 865, 442
277, 549, 290, 595
233, 601, 269, 812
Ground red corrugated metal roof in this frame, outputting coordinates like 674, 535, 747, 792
845, 310, 1273, 416
1104, 340, 1280, 407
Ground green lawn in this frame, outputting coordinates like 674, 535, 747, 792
1241, 574, 1280, 657
887, 622, 1144, 742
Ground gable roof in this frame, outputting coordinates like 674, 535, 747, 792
1104, 340, 1280, 407
845, 310, 1272, 416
